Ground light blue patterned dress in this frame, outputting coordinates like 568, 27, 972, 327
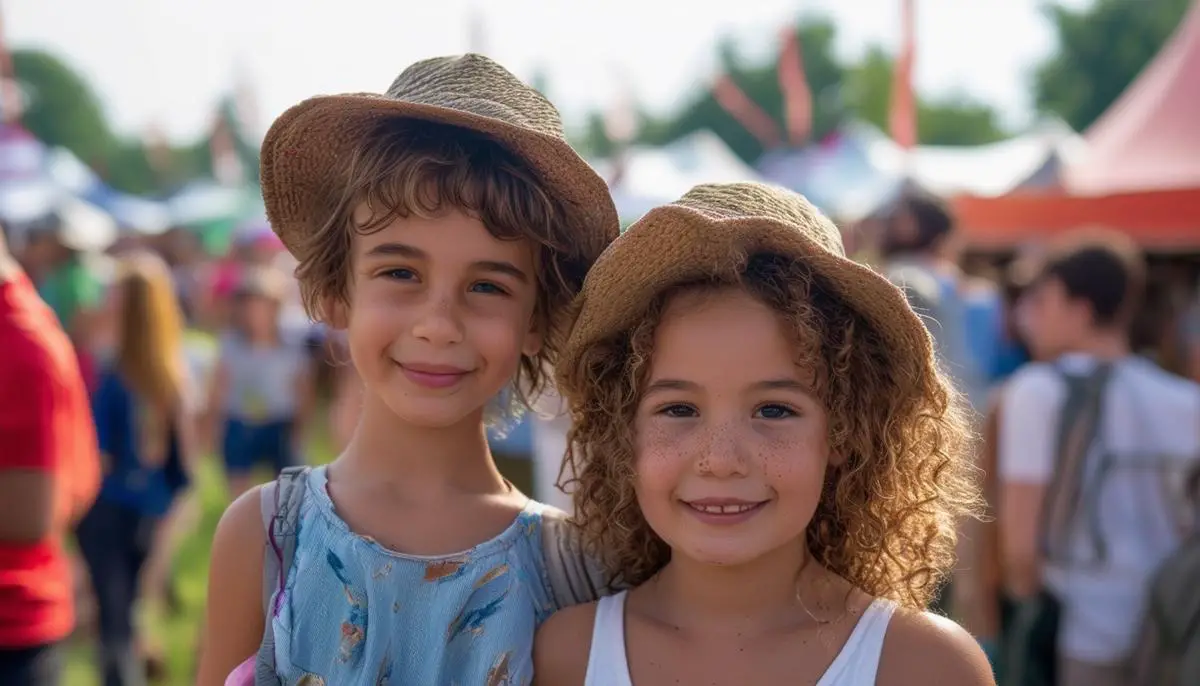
269, 465, 567, 685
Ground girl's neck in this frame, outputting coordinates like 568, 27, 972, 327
645, 542, 848, 635
337, 392, 508, 498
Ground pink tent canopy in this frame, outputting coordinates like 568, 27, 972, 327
1062, 0, 1200, 195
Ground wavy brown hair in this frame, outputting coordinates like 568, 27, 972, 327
560, 251, 981, 610
112, 252, 187, 466
293, 119, 587, 407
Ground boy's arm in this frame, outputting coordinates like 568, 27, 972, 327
196, 486, 267, 686
532, 602, 596, 686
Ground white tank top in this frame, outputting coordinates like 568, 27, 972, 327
583, 591, 897, 686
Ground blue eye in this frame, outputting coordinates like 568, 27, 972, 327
470, 281, 508, 296
755, 404, 796, 420
659, 403, 698, 418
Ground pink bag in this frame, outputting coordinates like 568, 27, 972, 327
225, 656, 255, 686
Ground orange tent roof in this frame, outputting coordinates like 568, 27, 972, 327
953, 187, 1200, 251
1063, 0, 1200, 194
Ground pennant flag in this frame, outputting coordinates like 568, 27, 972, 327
712, 74, 783, 150
889, 0, 917, 149
778, 25, 814, 146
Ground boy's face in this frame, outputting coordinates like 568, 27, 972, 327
341, 205, 542, 428
632, 288, 836, 569
1019, 276, 1092, 360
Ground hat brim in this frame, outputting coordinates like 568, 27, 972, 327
260, 94, 618, 262
560, 204, 936, 385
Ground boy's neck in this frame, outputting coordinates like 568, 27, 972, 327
643, 541, 849, 636
339, 392, 509, 497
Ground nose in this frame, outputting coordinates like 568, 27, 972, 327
410, 293, 465, 347
694, 420, 749, 479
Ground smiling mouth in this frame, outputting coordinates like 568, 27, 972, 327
681, 500, 769, 515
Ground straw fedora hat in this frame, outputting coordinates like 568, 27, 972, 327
260, 53, 618, 260
559, 182, 936, 389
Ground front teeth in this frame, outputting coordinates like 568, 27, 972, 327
691, 503, 757, 514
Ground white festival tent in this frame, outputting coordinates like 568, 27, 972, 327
0, 125, 118, 251
598, 130, 767, 223
755, 119, 1083, 221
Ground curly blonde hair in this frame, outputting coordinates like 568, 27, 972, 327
560, 251, 981, 610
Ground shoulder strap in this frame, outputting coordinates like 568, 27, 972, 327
540, 507, 614, 610
1039, 363, 1113, 565
254, 465, 311, 686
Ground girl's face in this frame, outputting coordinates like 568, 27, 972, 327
239, 294, 279, 341
633, 287, 837, 568
339, 206, 542, 429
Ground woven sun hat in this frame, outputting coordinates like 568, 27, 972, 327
558, 181, 936, 390
260, 53, 618, 263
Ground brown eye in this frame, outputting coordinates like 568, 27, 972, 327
660, 403, 698, 418
755, 404, 796, 420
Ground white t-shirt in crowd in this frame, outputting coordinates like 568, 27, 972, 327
999, 353, 1200, 663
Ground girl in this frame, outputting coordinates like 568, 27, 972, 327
78, 252, 195, 686
197, 54, 619, 686
205, 266, 314, 498
536, 182, 994, 685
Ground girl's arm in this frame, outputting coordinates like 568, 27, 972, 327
201, 358, 230, 457
196, 487, 267, 686
876, 611, 996, 686
531, 603, 595, 686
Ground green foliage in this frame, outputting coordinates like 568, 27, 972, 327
13, 50, 115, 169
589, 16, 1009, 165
641, 19, 846, 163
11, 49, 257, 197
1034, 0, 1192, 131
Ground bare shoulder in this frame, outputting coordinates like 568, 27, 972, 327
212, 483, 267, 554
876, 608, 995, 686
196, 485, 268, 685
532, 601, 597, 686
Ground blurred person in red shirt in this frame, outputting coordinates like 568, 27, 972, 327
0, 222, 101, 685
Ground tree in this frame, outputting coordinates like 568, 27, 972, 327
640, 18, 846, 163
12, 50, 116, 170
590, 16, 1008, 165
1034, 0, 1192, 131
843, 46, 1006, 146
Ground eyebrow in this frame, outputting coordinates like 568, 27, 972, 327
363, 242, 529, 283
643, 378, 811, 395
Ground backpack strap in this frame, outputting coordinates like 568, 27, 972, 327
539, 506, 616, 609
253, 466, 311, 686
1039, 362, 1113, 566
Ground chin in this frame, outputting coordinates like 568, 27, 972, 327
675, 540, 770, 568
380, 395, 480, 429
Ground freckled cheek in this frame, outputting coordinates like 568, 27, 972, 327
755, 434, 831, 492
634, 424, 695, 496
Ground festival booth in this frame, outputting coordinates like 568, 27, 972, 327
755, 119, 1081, 222
46, 147, 172, 236
0, 124, 118, 252
602, 130, 766, 224
951, 0, 1200, 254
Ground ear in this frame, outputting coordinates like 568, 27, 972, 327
522, 321, 544, 358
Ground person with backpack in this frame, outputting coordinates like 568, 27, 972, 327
997, 231, 1200, 686
196, 54, 620, 685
